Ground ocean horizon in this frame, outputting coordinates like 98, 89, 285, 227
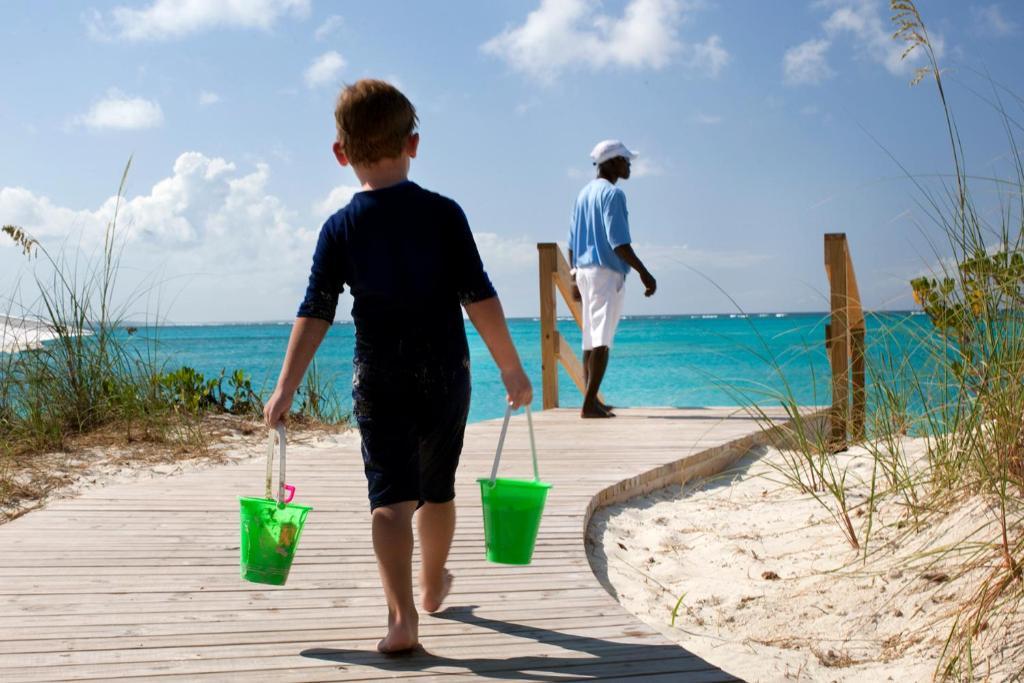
121, 312, 933, 424
122, 310, 925, 327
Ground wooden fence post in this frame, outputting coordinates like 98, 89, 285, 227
538, 243, 559, 409
825, 234, 850, 451
824, 232, 868, 450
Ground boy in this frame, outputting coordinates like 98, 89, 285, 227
263, 80, 532, 654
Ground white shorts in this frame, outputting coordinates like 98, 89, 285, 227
576, 266, 626, 351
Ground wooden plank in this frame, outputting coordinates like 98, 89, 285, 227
553, 247, 584, 328
0, 407, 801, 682
537, 243, 559, 409
555, 329, 585, 394
844, 238, 864, 330
117, 662, 738, 683
1, 643, 713, 683
554, 330, 607, 405
851, 325, 866, 442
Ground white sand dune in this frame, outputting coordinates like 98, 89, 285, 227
589, 441, 1023, 682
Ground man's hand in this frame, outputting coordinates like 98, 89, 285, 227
263, 387, 294, 428
613, 244, 656, 297
502, 367, 533, 409
640, 270, 657, 297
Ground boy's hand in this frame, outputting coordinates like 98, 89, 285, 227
263, 388, 294, 428
572, 283, 581, 302
640, 270, 657, 297
502, 367, 533, 409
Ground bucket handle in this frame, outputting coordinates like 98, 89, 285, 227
488, 403, 539, 486
265, 425, 291, 504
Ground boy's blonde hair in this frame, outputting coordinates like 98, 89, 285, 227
334, 79, 418, 165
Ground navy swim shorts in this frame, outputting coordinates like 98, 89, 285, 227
352, 355, 471, 511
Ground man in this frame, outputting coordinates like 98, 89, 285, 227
568, 139, 657, 419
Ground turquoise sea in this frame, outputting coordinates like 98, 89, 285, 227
134, 313, 934, 424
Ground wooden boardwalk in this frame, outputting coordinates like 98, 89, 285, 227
0, 407, 786, 682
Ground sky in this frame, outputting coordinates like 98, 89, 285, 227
1, 0, 1023, 323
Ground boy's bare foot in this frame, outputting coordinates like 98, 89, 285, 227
598, 400, 614, 412
421, 568, 454, 613
377, 611, 419, 654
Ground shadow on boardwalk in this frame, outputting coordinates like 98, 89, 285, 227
301, 605, 741, 681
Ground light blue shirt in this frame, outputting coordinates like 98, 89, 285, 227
568, 178, 632, 275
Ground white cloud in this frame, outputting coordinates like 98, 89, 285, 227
783, 39, 834, 86
686, 34, 730, 78
631, 157, 663, 177
86, 0, 310, 42
304, 51, 346, 88
1, 152, 321, 321
972, 4, 1017, 37
313, 185, 360, 217
75, 89, 164, 130
693, 112, 721, 125
822, 0, 943, 76
314, 14, 344, 41
198, 90, 221, 106
473, 232, 538, 275
1, 152, 310, 249
783, 0, 944, 84
483, 0, 723, 83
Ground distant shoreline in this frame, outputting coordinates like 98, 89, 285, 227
128, 310, 925, 328
0, 316, 59, 354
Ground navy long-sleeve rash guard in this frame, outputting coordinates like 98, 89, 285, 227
297, 180, 496, 364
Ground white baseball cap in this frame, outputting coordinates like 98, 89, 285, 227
590, 139, 638, 166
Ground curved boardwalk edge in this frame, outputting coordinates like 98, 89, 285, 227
0, 407, 812, 682
584, 408, 830, 526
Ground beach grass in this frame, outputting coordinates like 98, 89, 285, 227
730, 2, 1023, 677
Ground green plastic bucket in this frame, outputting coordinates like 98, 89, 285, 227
239, 426, 312, 586
478, 477, 551, 565
479, 404, 551, 565
239, 496, 312, 585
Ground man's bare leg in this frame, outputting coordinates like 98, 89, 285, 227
371, 501, 419, 653
582, 348, 613, 413
417, 500, 455, 613
582, 345, 614, 418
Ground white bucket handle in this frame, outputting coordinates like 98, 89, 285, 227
488, 404, 539, 486
265, 424, 289, 504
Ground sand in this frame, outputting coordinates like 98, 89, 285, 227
588, 440, 1023, 682
0, 418, 358, 522
0, 315, 61, 353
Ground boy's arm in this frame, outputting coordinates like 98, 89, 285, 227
264, 317, 331, 427
614, 244, 657, 297
464, 296, 532, 408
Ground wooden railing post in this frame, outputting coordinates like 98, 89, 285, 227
825, 234, 850, 451
536, 242, 606, 410
824, 233, 866, 450
538, 243, 559, 409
